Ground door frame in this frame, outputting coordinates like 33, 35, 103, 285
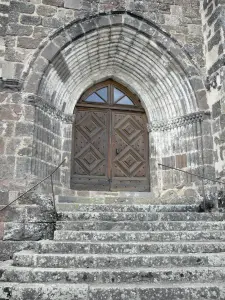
71, 80, 150, 192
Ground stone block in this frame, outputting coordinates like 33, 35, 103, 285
10, 1, 35, 14
0, 191, 9, 205
33, 26, 51, 39
7, 24, 33, 36
62, 139, 71, 152
64, 0, 82, 9
0, 156, 15, 180
203, 150, 214, 165
0, 241, 36, 260
176, 154, 187, 169
66, 23, 83, 40
208, 30, 221, 52
0, 104, 22, 121
3, 222, 54, 241
15, 122, 34, 136
0, 122, 14, 137
36, 5, 57, 17
17, 37, 42, 49
41, 42, 60, 61
42, 0, 64, 7
6, 138, 21, 155
212, 100, 221, 119
15, 157, 31, 178
20, 15, 42, 26
24, 72, 42, 94
203, 135, 214, 150
208, 6, 220, 27
162, 156, 175, 170
42, 17, 63, 28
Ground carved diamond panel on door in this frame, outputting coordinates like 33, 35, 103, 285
111, 112, 149, 191
71, 109, 110, 191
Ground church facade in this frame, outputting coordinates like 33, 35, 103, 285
0, 0, 224, 206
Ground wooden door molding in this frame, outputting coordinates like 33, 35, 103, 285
71, 109, 110, 191
111, 111, 150, 191
71, 80, 150, 192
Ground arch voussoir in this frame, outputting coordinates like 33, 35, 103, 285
23, 11, 207, 122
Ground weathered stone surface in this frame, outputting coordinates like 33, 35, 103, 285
1, 196, 225, 297
7, 24, 33, 36
0, 241, 36, 261
42, 0, 64, 7
36, 5, 57, 17
64, 0, 82, 9
20, 15, 42, 26
10, 1, 35, 14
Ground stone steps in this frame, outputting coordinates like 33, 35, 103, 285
2, 263, 225, 284
88, 283, 225, 299
37, 240, 225, 254
12, 251, 225, 268
54, 230, 225, 242
56, 203, 198, 212
0, 282, 88, 300
56, 220, 225, 231
58, 211, 225, 222
0, 282, 224, 300
1, 200, 225, 299
57, 194, 161, 205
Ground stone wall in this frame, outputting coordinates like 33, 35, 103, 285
150, 113, 215, 202
1, 0, 204, 83
200, 0, 225, 188
0, 0, 213, 206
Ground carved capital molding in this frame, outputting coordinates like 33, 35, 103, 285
28, 95, 74, 123
148, 112, 204, 132
0, 78, 22, 91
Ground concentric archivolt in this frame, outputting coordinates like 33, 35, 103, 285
24, 12, 206, 122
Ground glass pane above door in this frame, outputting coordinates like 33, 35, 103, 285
117, 96, 134, 105
114, 88, 125, 102
96, 87, 108, 101
85, 92, 105, 103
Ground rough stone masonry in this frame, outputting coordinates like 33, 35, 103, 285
0, 0, 224, 257
0, 1, 225, 298
0, 0, 217, 200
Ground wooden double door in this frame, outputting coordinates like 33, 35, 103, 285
71, 81, 150, 192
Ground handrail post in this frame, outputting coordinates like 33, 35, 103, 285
0, 158, 66, 213
158, 163, 224, 210
50, 174, 56, 217
199, 118, 206, 212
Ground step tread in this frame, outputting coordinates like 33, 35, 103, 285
4, 266, 225, 272
55, 229, 225, 233
90, 282, 225, 288
56, 220, 225, 223
38, 240, 225, 245
60, 211, 225, 215
14, 251, 225, 257
0, 281, 223, 288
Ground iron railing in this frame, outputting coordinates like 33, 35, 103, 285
0, 158, 66, 213
158, 163, 225, 211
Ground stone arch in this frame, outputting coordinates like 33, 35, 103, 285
24, 12, 211, 199
23, 11, 207, 123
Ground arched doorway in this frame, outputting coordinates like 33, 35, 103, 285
71, 80, 150, 192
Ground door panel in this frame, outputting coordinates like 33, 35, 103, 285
71, 109, 110, 191
111, 111, 150, 191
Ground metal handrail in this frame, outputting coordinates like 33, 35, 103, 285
158, 163, 225, 211
0, 158, 66, 213
158, 163, 225, 186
